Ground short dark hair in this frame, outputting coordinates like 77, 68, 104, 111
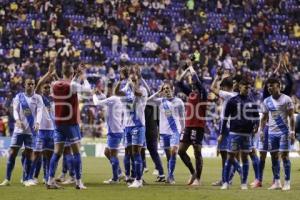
24, 74, 35, 82
233, 75, 243, 83
239, 79, 250, 86
62, 62, 74, 77
220, 77, 233, 88
267, 77, 281, 86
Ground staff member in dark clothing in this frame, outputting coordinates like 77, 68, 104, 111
176, 60, 207, 186
145, 103, 165, 182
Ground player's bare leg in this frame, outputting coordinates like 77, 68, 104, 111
178, 142, 195, 185
192, 144, 202, 186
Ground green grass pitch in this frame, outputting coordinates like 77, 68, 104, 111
0, 157, 300, 200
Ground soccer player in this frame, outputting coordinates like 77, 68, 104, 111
259, 77, 295, 190
47, 63, 91, 189
148, 82, 185, 184
257, 62, 294, 187
26, 63, 56, 186
93, 89, 124, 184
176, 62, 207, 186
0, 76, 43, 186
114, 66, 147, 188
220, 79, 260, 190
210, 72, 240, 186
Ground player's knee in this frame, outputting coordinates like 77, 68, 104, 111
260, 152, 267, 160
178, 148, 186, 156
9, 149, 18, 158
281, 152, 289, 160
104, 148, 110, 158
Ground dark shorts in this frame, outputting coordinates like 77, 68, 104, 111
180, 127, 204, 145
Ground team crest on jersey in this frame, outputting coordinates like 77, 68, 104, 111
23, 108, 32, 116
165, 110, 172, 117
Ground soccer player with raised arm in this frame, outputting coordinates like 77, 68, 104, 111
210, 71, 241, 186
260, 77, 295, 190
220, 79, 260, 190
148, 82, 185, 184
93, 88, 124, 184
176, 61, 207, 186
0, 76, 43, 186
114, 66, 147, 188
257, 61, 294, 187
26, 62, 56, 186
47, 63, 91, 189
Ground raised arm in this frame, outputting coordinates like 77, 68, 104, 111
190, 66, 207, 100
71, 67, 91, 93
148, 86, 163, 104
35, 63, 55, 93
282, 72, 293, 96
140, 78, 151, 96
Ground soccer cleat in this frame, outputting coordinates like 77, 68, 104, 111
25, 179, 37, 186
152, 169, 159, 176
0, 179, 10, 186
166, 177, 176, 185
143, 168, 149, 173
128, 179, 143, 188
282, 181, 291, 191
212, 180, 223, 186
32, 178, 39, 185
62, 177, 76, 185
47, 182, 63, 189
118, 173, 125, 181
155, 175, 166, 183
23, 180, 34, 187
191, 179, 201, 186
103, 179, 119, 184
55, 174, 66, 183
268, 180, 282, 190
220, 182, 229, 190
125, 176, 134, 184
241, 184, 248, 190
187, 174, 197, 185
251, 180, 262, 188
75, 183, 87, 190
43, 179, 47, 185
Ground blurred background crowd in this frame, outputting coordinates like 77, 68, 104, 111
0, 0, 299, 144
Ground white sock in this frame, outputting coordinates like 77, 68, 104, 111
76, 179, 82, 185
47, 177, 54, 185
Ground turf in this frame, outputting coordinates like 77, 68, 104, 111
0, 157, 300, 200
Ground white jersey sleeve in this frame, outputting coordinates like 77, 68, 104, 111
219, 90, 237, 119
94, 95, 124, 133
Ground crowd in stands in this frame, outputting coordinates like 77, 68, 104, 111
0, 0, 299, 142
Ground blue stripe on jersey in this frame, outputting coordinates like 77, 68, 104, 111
19, 93, 36, 135
162, 98, 179, 135
126, 87, 142, 127
42, 95, 55, 128
266, 97, 289, 134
